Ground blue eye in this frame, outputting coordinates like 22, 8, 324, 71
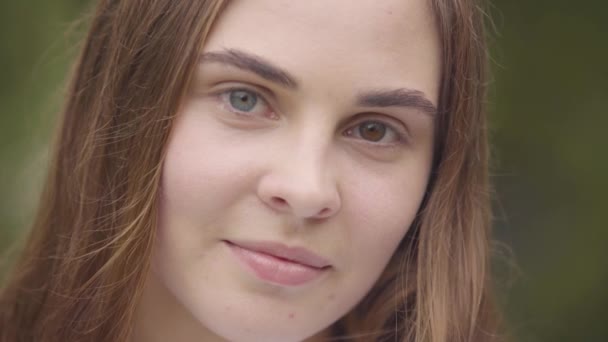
228, 89, 258, 112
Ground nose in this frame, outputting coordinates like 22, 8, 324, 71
256, 141, 341, 220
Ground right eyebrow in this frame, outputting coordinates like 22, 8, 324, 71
199, 49, 299, 90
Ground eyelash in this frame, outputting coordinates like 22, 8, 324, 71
217, 87, 277, 119
216, 87, 408, 146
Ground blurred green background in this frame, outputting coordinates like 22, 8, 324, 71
1, 1, 606, 341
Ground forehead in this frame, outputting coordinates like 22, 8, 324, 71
203, 0, 441, 102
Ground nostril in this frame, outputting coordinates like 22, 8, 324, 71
271, 197, 288, 207
317, 208, 330, 217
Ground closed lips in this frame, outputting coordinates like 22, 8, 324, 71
223, 240, 331, 269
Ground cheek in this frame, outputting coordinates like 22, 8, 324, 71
160, 151, 232, 222
341, 161, 430, 277
159, 114, 256, 225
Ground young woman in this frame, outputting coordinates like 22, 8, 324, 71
0, 0, 502, 341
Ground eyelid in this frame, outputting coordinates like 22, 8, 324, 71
214, 85, 278, 118
210, 80, 277, 102
346, 115, 411, 145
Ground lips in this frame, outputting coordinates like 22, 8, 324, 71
226, 240, 331, 268
224, 240, 331, 286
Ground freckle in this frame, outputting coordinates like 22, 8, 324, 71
328, 293, 336, 300
288, 313, 295, 319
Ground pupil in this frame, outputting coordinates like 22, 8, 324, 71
230, 90, 257, 111
359, 121, 386, 142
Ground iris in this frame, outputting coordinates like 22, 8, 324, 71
358, 121, 387, 142
229, 90, 258, 112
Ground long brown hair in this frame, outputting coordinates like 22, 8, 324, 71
0, 0, 501, 341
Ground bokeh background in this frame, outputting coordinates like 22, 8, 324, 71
1, 1, 606, 341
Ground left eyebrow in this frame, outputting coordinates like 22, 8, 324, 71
356, 88, 437, 116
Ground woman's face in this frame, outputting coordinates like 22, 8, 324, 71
144, 0, 440, 341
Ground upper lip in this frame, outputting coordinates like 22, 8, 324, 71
225, 240, 331, 269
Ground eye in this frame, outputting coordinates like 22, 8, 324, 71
229, 89, 257, 111
218, 88, 276, 118
344, 119, 405, 145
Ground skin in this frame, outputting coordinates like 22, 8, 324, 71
134, 0, 440, 341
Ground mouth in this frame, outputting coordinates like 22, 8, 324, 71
223, 240, 331, 287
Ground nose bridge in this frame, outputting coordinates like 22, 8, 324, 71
289, 132, 331, 191
258, 122, 341, 219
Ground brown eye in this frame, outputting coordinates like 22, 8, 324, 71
343, 118, 404, 145
358, 121, 387, 142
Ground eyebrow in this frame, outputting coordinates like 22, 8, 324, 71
200, 48, 437, 115
200, 49, 299, 89
356, 88, 437, 116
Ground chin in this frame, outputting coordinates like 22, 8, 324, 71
201, 318, 327, 342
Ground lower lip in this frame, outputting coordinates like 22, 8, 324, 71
225, 242, 328, 287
